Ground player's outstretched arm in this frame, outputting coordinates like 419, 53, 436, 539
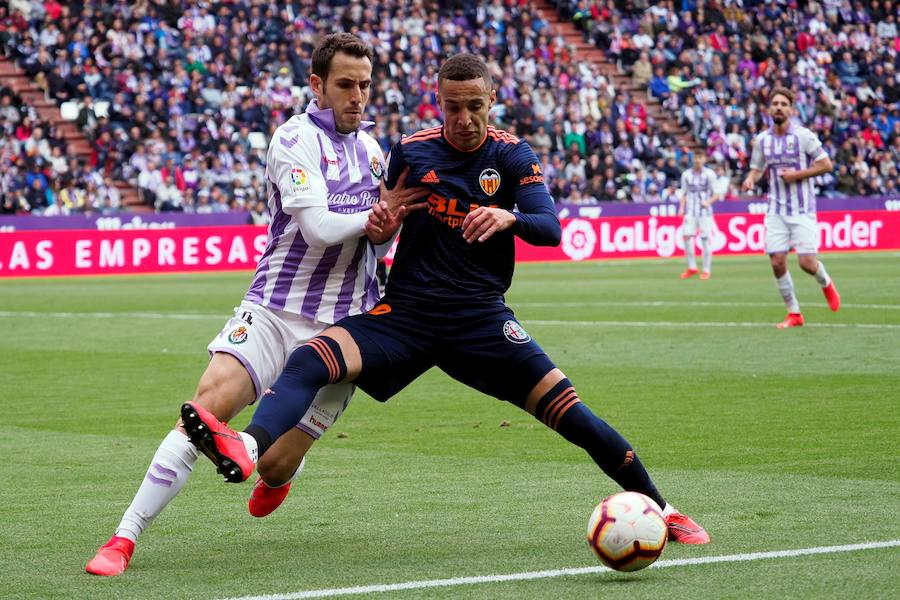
778, 155, 833, 184
742, 168, 763, 193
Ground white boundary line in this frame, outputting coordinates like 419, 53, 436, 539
526, 319, 900, 330
1, 310, 899, 330
0, 310, 222, 320
513, 301, 900, 310
216, 540, 900, 600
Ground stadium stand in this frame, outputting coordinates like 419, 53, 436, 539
548, 0, 900, 199
2, 1, 898, 214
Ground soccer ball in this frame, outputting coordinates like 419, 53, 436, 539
587, 491, 668, 572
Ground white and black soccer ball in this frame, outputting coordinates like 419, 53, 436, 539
587, 491, 668, 572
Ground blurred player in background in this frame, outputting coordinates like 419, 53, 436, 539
678, 151, 720, 280
85, 33, 426, 576
182, 53, 711, 546
742, 88, 840, 328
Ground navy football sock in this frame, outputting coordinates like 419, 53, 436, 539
534, 379, 666, 509
245, 337, 346, 456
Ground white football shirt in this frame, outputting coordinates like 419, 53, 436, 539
245, 100, 385, 323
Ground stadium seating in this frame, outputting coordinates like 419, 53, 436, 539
548, 0, 900, 199
2, 1, 897, 215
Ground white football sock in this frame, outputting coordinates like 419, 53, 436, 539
684, 237, 697, 269
813, 261, 831, 287
239, 431, 259, 464
115, 430, 199, 542
700, 236, 712, 273
662, 502, 676, 516
776, 272, 801, 313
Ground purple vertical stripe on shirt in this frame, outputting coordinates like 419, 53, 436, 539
363, 251, 380, 310
316, 134, 330, 180
247, 187, 290, 302
300, 243, 344, 319
268, 230, 310, 310
365, 274, 380, 309
332, 238, 367, 322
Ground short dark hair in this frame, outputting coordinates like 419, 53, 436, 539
311, 33, 373, 80
438, 53, 492, 88
770, 86, 794, 105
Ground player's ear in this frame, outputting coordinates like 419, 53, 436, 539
310, 74, 324, 97
488, 87, 496, 108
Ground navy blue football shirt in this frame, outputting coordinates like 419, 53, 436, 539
384, 125, 560, 306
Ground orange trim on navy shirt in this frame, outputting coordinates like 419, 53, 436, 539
443, 128, 488, 153
401, 126, 443, 144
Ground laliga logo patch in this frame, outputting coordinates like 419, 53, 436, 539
290, 167, 309, 191
370, 156, 384, 179
479, 168, 501, 196
503, 320, 532, 344
561, 219, 597, 261
228, 326, 248, 344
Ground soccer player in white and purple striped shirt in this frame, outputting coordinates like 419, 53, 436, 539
678, 151, 720, 279
742, 87, 841, 329
86, 33, 427, 576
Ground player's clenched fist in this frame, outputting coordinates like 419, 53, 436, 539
364, 200, 400, 244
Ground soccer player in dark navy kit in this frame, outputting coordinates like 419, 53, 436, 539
183, 54, 710, 545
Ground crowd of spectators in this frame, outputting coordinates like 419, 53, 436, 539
559, 0, 900, 199
2, 0, 899, 216
2, 0, 686, 212
0, 85, 122, 214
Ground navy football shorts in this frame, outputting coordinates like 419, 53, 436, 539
337, 298, 556, 406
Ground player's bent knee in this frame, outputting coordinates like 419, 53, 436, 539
524, 368, 567, 415
798, 255, 818, 274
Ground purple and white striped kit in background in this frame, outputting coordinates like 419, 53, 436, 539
751, 123, 828, 217
680, 167, 717, 217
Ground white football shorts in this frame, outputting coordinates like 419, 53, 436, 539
207, 300, 353, 439
765, 213, 819, 255
682, 215, 713, 238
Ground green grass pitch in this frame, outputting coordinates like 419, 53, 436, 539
1, 252, 898, 599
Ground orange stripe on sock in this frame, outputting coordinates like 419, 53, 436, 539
314, 340, 340, 383
307, 339, 337, 382
550, 398, 580, 430
537, 387, 571, 422
544, 388, 578, 429
305, 340, 334, 381
541, 388, 576, 426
